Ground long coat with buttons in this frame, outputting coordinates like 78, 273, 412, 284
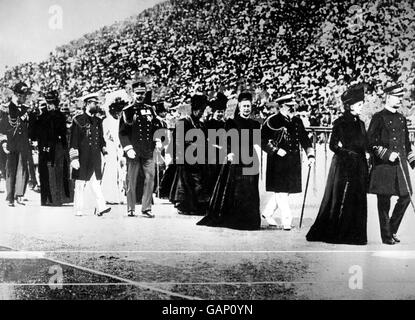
367, 108, 412, 196
2, 101, 32, 156
70, 113, 106, 181
32, 109, 71, 205
119, 103, 163, 160
261, 113, 314, 193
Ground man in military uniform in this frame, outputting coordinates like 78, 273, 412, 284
367, 83, 415, 245
70, 93, 110, 217
261, 94, 315, 230
33, 90, 71, 206
1, 82, 33, 206
119, 80, 163, 218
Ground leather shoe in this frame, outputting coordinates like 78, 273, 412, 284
382, 239, 396, 245
142, 211, 155, 218
15, 197, 25, 206
127, 211, 136, 217
392, 234, 400, 243
97, 207, 111, 217
8, 201, 15, 207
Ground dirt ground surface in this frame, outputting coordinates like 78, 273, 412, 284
1, 147, 415, 300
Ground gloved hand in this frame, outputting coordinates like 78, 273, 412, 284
389, 152, 399, 162
71, 159, 80, 170
2, 143, 9, 155
126, 149, 136, 159
155, 140, 163, 151
307, 157, 315, 166
277, 148, 287, 157
165, 153, 172, 166
227, 153, 235, 163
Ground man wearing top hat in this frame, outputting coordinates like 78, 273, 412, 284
32, 90, 71, 206
69, 93, 110, 217
261, 93, 315, 230
1, 82, 33, 206
119, 80, 163, 218
367, 82, 415, 245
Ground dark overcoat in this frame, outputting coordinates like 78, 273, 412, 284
367, 108, 412, 196
33, 110, 71, 205
70, 113, 106, 181
261, 113, 314, 193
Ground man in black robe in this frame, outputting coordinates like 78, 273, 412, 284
367, 82, 415, 245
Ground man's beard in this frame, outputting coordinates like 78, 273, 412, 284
88, 106, 99, 114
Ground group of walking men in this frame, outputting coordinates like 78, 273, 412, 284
0, 79, 414, 245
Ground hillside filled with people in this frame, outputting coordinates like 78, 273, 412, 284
1, 0, 414, 124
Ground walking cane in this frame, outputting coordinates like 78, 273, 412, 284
299, 164, 312, 229
93, 160, 107, 216
397, 154, 415, 213
156, 149, 161, 199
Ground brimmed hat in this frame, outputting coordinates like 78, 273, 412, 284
155, 102, 168, 114
210, 92, 228, 111
45, 90, 60, 105
131, 80, 147, 93
81, 93, 99, 103
341, 83, 365, 106
191, 94, 208, 111
238, 91, 253, 102
384, 82, 405, 97
275, 93, 295, 105
13, 82, 32, 95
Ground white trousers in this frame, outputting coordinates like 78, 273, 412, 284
263, 193, 292, 228
74, 174, 106, 214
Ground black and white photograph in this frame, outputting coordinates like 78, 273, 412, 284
0, 0, 415, 307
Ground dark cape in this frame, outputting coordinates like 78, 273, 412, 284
306, 112, 368, 245
197, 115, 261, 230
205, 118, 226, 194
169, 115, 210, 215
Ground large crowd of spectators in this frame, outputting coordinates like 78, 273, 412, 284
1, 0, 414, 126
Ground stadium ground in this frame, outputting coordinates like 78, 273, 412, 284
1, 147, 415, 300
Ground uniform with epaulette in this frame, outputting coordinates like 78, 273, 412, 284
69, 93, 110, 217
119, 80, 163, 218
1, 82, 33, 206
261, 94, 315, 230
367, 83, 415, 245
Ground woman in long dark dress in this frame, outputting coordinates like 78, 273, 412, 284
306, 84, 368, 245
197, 92, 261, 230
